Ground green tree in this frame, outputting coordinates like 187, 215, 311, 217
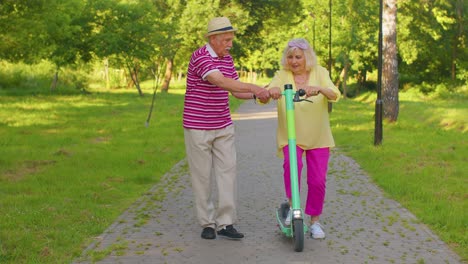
0, 0, 48, 63
92, 0, 163, 96
231, 0, 304, 79
153, 0, 186, 93
46, 0, 95, 90
0, 0, 95, 90
398, 0, 467, 84
174, 0, 218, 77
174, 0, 304, 84
1, 0, 466, 94
452, 0, 468, 82
303, 0, 380, 97
337, 0, 379, 97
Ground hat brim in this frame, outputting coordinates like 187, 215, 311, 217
205, 28, 237, 37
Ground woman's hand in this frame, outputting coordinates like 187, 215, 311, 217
305, 86, 338, 100
269, 87, 282, 100
303, 86, 321, 97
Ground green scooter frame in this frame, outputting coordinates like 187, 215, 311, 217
276, 84, 310, 252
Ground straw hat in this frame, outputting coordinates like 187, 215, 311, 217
206, 17, 237, 37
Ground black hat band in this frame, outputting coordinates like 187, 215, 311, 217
208, 26, 234, 34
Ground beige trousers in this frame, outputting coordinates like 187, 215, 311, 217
184, 125, 237, 230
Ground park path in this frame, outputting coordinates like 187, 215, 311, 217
75, 100, 462, 264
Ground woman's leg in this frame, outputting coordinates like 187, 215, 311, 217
282, 145, 304, 202
304, 147, 330, 219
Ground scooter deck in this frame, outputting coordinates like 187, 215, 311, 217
276, 205, 293, 237
276, 202, 308, 237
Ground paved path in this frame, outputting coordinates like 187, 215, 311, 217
75, 101, 462, 264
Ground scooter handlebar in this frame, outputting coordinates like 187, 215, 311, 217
293, 89, 313, 103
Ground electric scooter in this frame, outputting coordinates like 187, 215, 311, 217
276, 84, 312, 252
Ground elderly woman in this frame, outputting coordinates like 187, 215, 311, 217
266, 38, 340, 239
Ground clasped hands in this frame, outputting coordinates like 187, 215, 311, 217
268, 86, 321, 101
254, 85, 321, 104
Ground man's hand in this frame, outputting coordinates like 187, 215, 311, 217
253, 86, 270, 101
269, 87, 282, 100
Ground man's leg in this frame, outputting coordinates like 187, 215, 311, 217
212, 125, 237, 229
184, 128, 216, 229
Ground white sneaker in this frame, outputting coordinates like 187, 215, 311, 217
310, 222, 325, 239
284, 208, 291, 225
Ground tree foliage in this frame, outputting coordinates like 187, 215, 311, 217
398, 0, 467, 83
91, 0, 165, 95
0, 0, 466, 92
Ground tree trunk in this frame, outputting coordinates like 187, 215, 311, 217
334, 75, 341, 95
382, 0, 399, 122
178, 71, 183, 82
249, 70, 257, 83
50, 66, 59, 92
127, 68, 139, 89
126, 62, 143, 96
104, 58, 109, 89
356, 70, 366, 96
161, 58, 173, 93
452, 0, 463, 80
339, 57, 350, 99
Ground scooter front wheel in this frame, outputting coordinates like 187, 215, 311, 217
293, 219, 304, 252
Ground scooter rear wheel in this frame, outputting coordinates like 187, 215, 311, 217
293, 219, 304, 252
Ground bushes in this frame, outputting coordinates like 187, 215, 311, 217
0, 60, 89, 94
340, 72, 466, 100
410, 81, 468, 99
340, 80, 377, 98
0, 60, 52, 90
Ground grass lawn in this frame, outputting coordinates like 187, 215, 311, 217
0, 86, 187, 263
330, 90, 467, 261
0, 84, 466, 263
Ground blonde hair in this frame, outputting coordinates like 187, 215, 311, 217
280, 38, 317, 71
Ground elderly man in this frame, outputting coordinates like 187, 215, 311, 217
183, 17, 269, 240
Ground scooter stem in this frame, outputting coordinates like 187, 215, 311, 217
283, 84, 301, 211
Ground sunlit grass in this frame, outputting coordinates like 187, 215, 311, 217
0, 84, 466, 263
0, 88, 187, 263
331, 90, 467, 260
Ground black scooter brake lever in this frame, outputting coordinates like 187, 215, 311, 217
293, 89, 313, 103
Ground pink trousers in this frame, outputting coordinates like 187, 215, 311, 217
282, 146, 330, 216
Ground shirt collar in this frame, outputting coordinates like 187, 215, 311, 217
206, 43, 218, 58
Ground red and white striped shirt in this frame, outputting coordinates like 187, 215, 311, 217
183, 44, 239, 130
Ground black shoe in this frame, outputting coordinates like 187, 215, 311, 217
201, 227, 216, 239
217, 225, 244, 239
